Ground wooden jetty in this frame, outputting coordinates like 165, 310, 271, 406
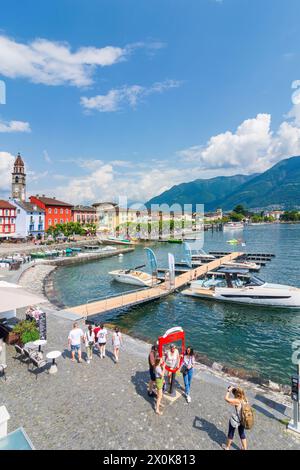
68, 252, 243, 318
208, 251, 275, 263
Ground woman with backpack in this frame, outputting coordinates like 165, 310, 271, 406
222, 386, 251, 450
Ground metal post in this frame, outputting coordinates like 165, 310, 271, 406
168, 372, 176, 397
288, 362, 300, 434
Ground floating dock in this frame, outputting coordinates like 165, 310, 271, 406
68, 252, 243, 318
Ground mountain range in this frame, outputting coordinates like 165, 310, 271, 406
146, 156, 300, 211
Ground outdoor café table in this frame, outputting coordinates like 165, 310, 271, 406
24, 342, 38, 351
33, 339, 47, 358
46, 351, 61, 374
33, 339, 47, 352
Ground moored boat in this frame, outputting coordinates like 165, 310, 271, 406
223, 222, 244, 231
182, 270, 300, 308
109, 269, 160, 287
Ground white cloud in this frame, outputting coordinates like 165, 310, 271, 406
0, 151, 14, 191
0, 120, 31, 133
179, 107, 300, 174
0, 35, 126, 87
80, 79, 182, 112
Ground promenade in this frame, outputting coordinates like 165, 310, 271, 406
1, 310, 300, 450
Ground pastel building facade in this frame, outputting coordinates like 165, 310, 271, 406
0, 201, 16, 238
11, 200, 45, 238
72, 205, 97, 224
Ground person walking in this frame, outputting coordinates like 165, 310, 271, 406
181, 347, 195, 403
222, 386, 248, 450
154, 357, 166, 415
68, 322, 84, 363
93, 323, 101, 353
148, 344, 158, 397
97, 323, 108, 359
84, 324, 95, 364
112, 327, 123, 363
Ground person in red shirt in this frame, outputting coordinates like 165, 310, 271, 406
93, 323, 101, 354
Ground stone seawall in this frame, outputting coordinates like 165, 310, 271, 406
0, 238, 100, 257
44, 247, 134, 266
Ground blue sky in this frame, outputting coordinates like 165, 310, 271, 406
1, 0, 300, 204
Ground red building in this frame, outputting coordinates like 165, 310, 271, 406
0, 200, 16, 237
29, 195, 73, 230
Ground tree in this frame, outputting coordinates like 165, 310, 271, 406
233, 205, 247, 216
229, 211, 244, 222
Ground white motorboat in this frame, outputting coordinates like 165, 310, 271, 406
182, 271, 300, 308
223, 222, 244, 231
220, 260, 260, 271
109, 269, 160, 287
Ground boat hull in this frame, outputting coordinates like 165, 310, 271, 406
182, 286, 300, 308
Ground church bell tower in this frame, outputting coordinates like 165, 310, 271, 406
12, 152, 26, 201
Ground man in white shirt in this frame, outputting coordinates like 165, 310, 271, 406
68, 322, 84, 363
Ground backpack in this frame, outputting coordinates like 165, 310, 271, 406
240, 402, 254, 430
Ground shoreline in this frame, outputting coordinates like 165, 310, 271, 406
19, 260, 291, 398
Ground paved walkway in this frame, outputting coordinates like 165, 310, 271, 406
1, 310, 300, 450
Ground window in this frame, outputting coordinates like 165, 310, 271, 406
54, 208, 58, 214
17, 209, 20, 214
60, 219, 64, 224
66, 218, 69, 223
48, 208, 52, 214
60, 208, 63, 214
54, 219, 58, 224
66, 209, 69, 214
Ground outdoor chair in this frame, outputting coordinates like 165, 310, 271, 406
23, 348, 39, 367
29, 356, 47, 379
14, 344, 25, 361
0, 363, 7, 381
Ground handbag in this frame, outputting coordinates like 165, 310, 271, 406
180, 364, 189, 376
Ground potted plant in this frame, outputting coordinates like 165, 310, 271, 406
11, 320, 39, 346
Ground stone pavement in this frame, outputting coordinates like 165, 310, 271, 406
1, 310, 300, 450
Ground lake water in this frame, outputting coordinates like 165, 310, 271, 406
51, 224, 300, 384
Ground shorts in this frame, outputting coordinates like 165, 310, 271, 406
149, 368, 156, 382
155, 377, 164, 390
228, 421, 246, 440
98, 342, 106, 346
71, 344, 81, 352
